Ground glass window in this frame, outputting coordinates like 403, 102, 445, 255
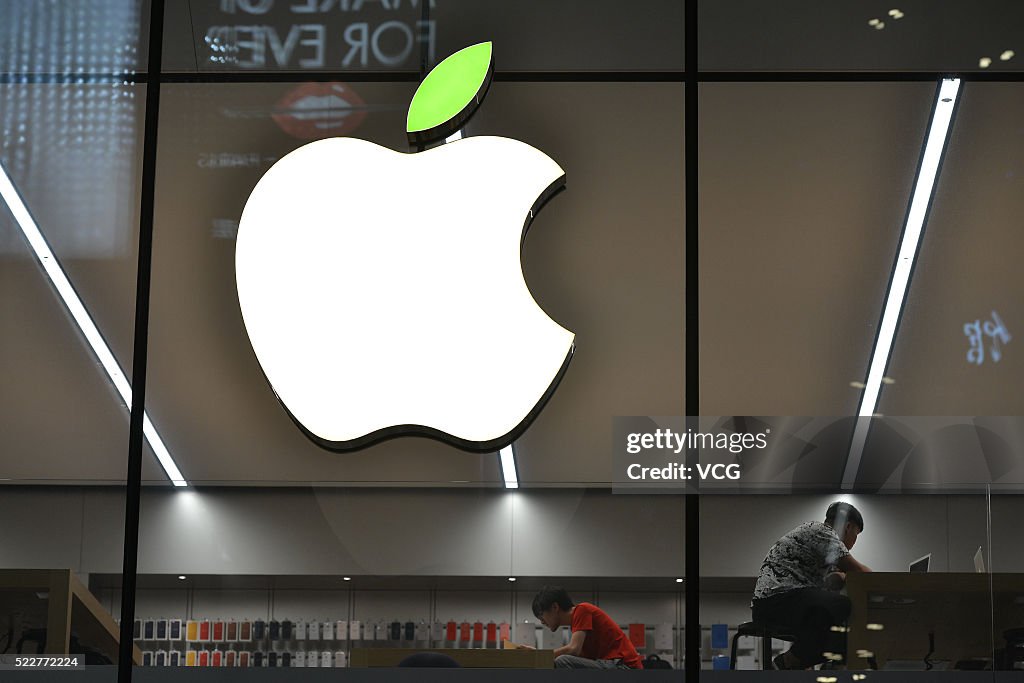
700, 0, 1024, 73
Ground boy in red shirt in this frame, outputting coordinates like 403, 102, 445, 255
529, 586, 642, 669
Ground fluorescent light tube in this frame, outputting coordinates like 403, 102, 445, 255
0, 161, 187, 487
445, 126, 521, 489
842, 78, 961, 489
499, 445, 519, 489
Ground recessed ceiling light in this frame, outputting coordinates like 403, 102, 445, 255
1000, 50, 1015, 61
874, 21, 886, 30
888, 9, 905, 19
675, 578, 684, 583
868, 18, 880, 26
178, 575, 187, 580
849, 381, 866, 389
881, 376, 895, 385
980, 57, 993, 68
508, 577, 517, 582
0, 162, 187, 487
842, 78, 961, 489
343, 577, 352, 581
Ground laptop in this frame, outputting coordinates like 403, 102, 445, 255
909, 553, 931, 574
973, 546, 986, 573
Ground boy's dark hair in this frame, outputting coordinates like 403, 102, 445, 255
825, 501, 864, 532
532, 586, 574, 618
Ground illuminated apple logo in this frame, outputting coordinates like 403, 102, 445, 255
236, 43, 574, 452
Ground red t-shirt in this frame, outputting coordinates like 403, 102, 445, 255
570, 603, 643, 669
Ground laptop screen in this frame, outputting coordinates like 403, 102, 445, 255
909, 554, 931, 574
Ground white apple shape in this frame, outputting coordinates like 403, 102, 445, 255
235, 135, 574, 451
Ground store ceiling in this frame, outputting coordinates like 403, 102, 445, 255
1, 45, 1023, 486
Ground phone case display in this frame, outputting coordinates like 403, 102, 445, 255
445, 621, 457, 641
499, 622, 510, 642
336, 621, 347, 640
198, 620, 211, 642
281, 620, 293, 640
472, 621, 484, 645
211, 650, 222, 667
226, 620, 238, 641
321, 620, 334, 640
185, 620, 198, 642
415, 621, 429, 641
169, 619, 182, 641
389, 621, 401, 640
198, 651, 210, 667
306, 650, 319, 667
133, 620, 141, 640
376, 621, 388, 641
334, 650, 347, 667
320, 651, 332, 667
226, 650, 237, 667
629, 623, 646, 649
282, 652, 292, 667
459, 622, 470, 643
268, 620, 281, 640
169, 651, 181, 667
404, 621, 415, 641
253, 651, 264, 667
240, 620, 252, 641
185, 651, 197, 667
654, 623, 673, 650
268, 651, 278, 668
349, 621, 361, 640
156, 619, 167, 640
540, 625, 560, 649
212, 620, 225, 642
308, 620, 320, 640
515, 622, 535, 647
143, 620, 155, 640
294, 619, 306, 640
253, 620, 266, 640
295, 652, 306, 667
142, 651, 153, 666
239, 651, 251, 667
486, 622, 497, 645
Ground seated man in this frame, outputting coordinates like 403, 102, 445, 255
751, 501, 872, 670
528, 586, 642, 669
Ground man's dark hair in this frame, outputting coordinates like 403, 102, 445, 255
532, 586, 574, 618
825, 501, 864, 532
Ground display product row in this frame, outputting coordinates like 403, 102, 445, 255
133, 618, 520, 645
139, 649, 348, 667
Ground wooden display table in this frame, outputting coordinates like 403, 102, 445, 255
847, 572, 1024, 669
350, 647, 555, 668
0, 569, 141, 664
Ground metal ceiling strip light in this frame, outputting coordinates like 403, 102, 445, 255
0, 161, 187, 487
499, 444, 519, 489
441, 76, 515, 488
444, 126, 517, 489
842, 77, 962, 490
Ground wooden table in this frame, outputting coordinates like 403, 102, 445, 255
847, 572, 1024, 669
350, 647, 555, 668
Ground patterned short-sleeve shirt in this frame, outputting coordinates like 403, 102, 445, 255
752, 521, 850, 600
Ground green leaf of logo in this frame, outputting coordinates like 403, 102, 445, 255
407, 42, 493, 145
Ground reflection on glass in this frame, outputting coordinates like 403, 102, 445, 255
964, 310, 1012, 365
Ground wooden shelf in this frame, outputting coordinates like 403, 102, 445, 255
0, 569, 141, 664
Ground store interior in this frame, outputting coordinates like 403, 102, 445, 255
2, 0, 1024, 678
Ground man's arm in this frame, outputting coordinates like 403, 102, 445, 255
837, 554, 872, 573
553, 630, 587, 657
